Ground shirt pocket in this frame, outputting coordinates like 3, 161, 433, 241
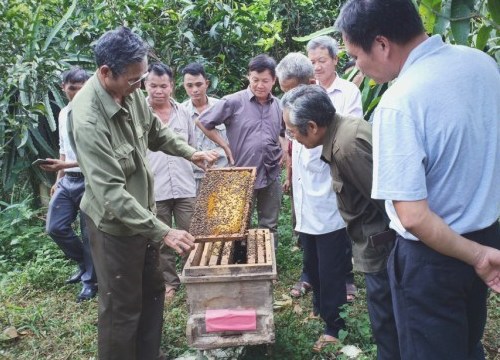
114, 143, 136, 177
332, 179, 346, 209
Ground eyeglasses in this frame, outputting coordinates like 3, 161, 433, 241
128, 71, 149, 87
285, 128, 295, 141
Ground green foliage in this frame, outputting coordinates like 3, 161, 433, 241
418, 0, 500, 61
0, 0, 83, 192
0, 196, 50, 275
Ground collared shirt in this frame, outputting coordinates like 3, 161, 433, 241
181, 96, 229, 179
69, 74, 196, 243
292, 143, 345, 234
323, 74, 363, 117
321, 113, 390, 273
58, 103, 81, 173
147, 98, 196, 200
371, 35, 500, 238
199, 88, 283, 189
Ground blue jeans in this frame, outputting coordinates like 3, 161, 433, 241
300, 229, 348, 337
388, 222, 499, 360
46, 176, 96, 287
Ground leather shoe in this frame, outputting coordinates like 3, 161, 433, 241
66, 268, 85, 284
77, 285, 97, 303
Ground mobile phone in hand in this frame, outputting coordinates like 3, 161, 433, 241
32, 159, 51, 166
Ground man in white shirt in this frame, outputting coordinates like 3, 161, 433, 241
145, 63, 197, 300
39, 67, 97, 302
276, 52, 350, 352
307, 35, 363, 301
181, 63, 228, 193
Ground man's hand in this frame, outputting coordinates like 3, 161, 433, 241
472, 246, 500, 293
282, 179, 291, 193
39, 158, 66, 172
163, 229, 196, 255
222, 145, 235, 165
191, 150, 219, 171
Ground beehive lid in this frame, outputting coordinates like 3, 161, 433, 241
189, 167, 256, 242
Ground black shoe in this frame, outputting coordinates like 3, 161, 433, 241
77, 286, 97, 303
66, 268, 85, 284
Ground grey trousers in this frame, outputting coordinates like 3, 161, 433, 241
253, 178, 282, 248
83, 213, 165, 360
156, 197, 195, 289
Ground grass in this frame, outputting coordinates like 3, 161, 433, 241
1, 196, 500, 360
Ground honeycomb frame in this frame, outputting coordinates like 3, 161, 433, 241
189, 167, 256, 242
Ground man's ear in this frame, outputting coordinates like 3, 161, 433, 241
99, 65, 113, 79
307, 120, 319, 134
374, 35, 391, 56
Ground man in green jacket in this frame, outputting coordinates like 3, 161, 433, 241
69, 27, 217, 360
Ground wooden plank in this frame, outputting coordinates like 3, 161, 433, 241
263, 229, 272, 265
209, 241, 222, 266
247, 230, 256, 264
256, 230, 265, 265
195, 234, 246, 243
201, 242, 213, 266
187, 242, 205, 267
183, 262, 274, 278
220, 240, 234, 265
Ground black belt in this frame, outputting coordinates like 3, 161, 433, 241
65, 172, 84, 178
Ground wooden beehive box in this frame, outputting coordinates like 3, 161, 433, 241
181, 229, 277, 350
189, 167, 256, 242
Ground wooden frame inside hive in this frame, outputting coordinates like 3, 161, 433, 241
189, 167, 256, 242
184, 229, 273, 276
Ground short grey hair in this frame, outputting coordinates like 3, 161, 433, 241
281, 85, 336, 136
276, 53, 314, 85
306, 35, 339, 58
94, 27, 149, 76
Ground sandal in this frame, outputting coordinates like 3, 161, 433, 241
312, 334, 339, 353
346, 283, 357, 303
290, 281, 312, 298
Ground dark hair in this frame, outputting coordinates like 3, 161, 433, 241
335, 0, 424, 53
248, 54, 277, 78
281, 85, 336, 135
94, 26, 149, 76
62, 66, 90, 84
181, 63, 207, 79
148, 62, 173, 81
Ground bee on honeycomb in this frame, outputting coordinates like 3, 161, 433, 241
190, 169, 255, 238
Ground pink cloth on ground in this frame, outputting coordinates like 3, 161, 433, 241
205, 309, 257, 332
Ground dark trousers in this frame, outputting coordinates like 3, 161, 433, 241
46, 176, 96, 287
253, 178, 282, 248
300, 229, 348, 337
388, 222, 499, 360
365, 269, 400, 360
84, 214, 165, 360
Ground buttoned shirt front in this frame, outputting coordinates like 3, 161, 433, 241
182, 96, 229, 179
69, 75, 196, 243
292, 143, 345, 234
147, 98, 196, 201
323, 74, 363, 117
321, 113, 390, 273
199, 88, 283, 189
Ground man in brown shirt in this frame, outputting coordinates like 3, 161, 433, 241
281, 84, 400, 359
198, 54, 286, 246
